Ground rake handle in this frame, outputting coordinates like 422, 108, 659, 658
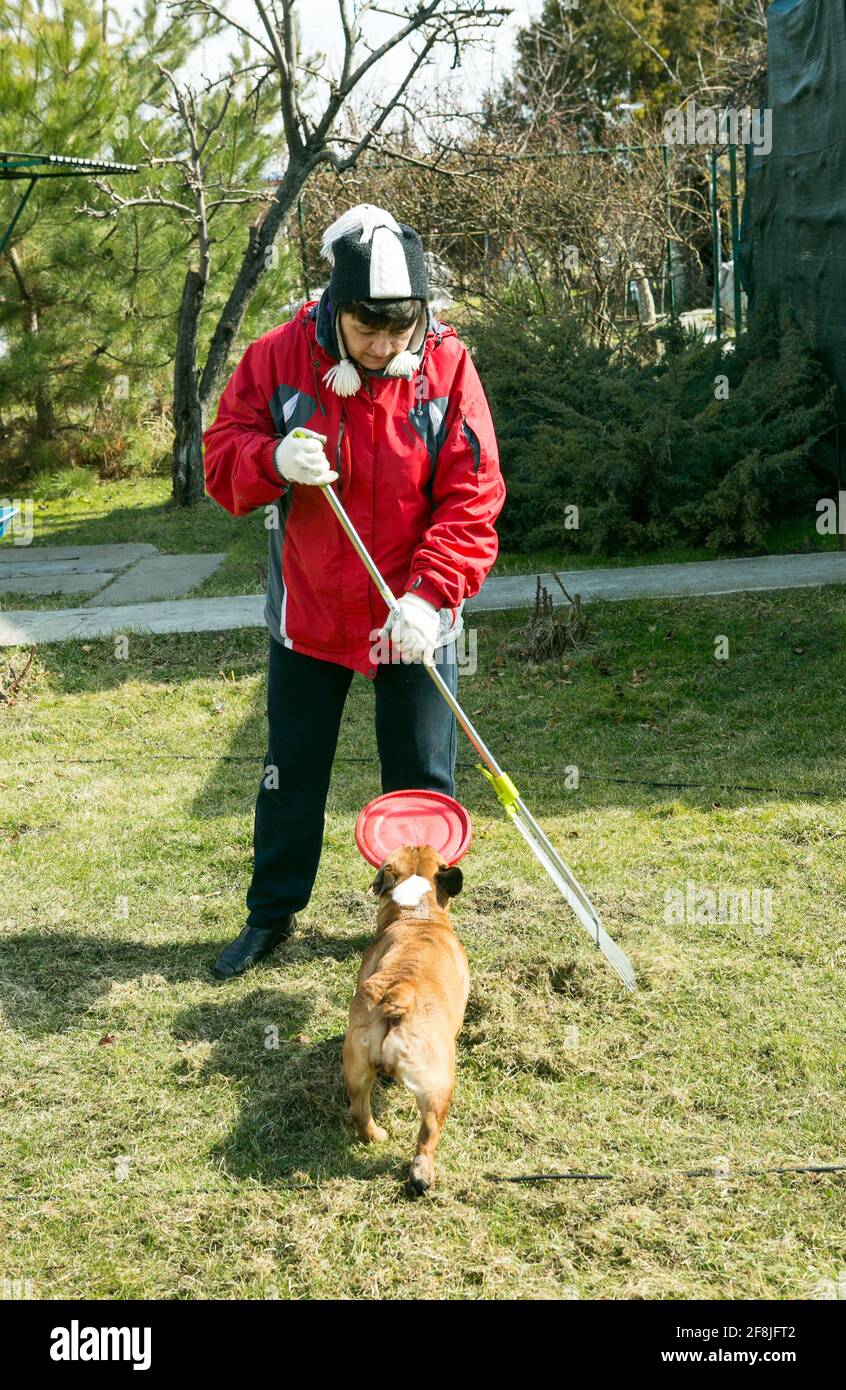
319, 480, 506, 780
317, 478, 636, 990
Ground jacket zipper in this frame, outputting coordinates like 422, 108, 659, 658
336, 414, 345, 500
366, 372, 378, 640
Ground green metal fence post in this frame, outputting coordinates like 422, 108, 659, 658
662, 144, 677, 326
710, 149, 722, 342
728, 143, 743, 333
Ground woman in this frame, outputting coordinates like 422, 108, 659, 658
203, 204, 506, 980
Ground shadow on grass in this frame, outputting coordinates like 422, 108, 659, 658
16, 626, 271, 696
9, 495, 248, 555
172, 989, 404, 1184
0, 926, 372, 1039
0, 931, 220, 1037
0, 925, 401, 1182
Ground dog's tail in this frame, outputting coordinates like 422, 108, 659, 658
361, 975, 415, 1023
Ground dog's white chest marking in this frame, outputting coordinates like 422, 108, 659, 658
391, 875, 431, 908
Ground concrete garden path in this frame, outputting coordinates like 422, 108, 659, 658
467, 552, 846, 609
1, 546, 845, 646
0, 542, 224, 605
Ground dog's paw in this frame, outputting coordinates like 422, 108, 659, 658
407, 1155, 433, 1197
362, 1123, 388, 1144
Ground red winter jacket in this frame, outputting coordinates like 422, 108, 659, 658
202, 297, 506, 679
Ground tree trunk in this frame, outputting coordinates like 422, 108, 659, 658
629, 258, 657, 328
34, 373, 57, 442
198, 162, 312, 409
173, 160, 313, 506
172, 268, 207, 506
8, 245, 57, 440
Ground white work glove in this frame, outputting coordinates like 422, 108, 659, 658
274, 427, 338, 486
379, 592, 441, 665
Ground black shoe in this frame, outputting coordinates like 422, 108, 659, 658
211, 916, 297, 981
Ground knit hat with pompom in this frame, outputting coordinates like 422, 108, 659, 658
319, 204, 429, 397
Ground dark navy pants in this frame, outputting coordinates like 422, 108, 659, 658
245, 636, 459, 928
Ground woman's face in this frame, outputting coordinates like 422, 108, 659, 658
339, 310, 416, 369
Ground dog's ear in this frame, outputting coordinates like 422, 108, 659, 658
370, 865, 397, 897
435, 864, 463, 898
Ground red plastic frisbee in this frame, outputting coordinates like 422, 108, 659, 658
355, 789, 473, 867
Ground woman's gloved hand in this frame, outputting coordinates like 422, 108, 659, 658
379, 592, 441, 665
274, 428, 338, 486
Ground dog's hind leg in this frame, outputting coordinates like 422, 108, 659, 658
407, 1085, 453, 1197
343, 1032, 388, 1144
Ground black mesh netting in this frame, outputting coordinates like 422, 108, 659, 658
740, 0, 846, 411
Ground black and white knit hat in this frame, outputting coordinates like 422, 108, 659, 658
320, 204, 429, 397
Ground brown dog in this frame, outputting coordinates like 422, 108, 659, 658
343, 844, 469, 1195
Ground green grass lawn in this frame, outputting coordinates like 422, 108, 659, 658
1, 586, 845, 1299
0, 472, 841, 610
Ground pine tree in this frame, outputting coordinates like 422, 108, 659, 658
0, 0, 194, 473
